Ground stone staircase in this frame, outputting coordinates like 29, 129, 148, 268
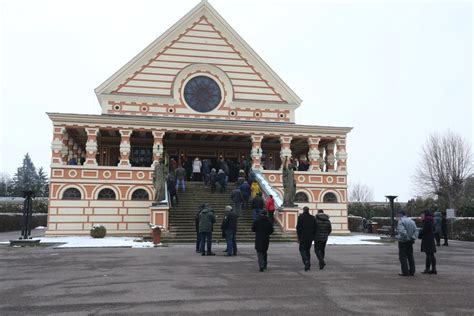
162, 182, 296, 243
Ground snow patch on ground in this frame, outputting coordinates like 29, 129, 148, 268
326, 235, 382, 245
0, 236, 155, 248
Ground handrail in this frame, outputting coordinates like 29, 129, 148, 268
252, 170, 283, 209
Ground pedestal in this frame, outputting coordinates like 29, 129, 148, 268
277, 206, 300, 232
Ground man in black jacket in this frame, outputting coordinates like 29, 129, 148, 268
252, 211, 274, 272
195, 204, 204, 253
251, 192, 265, 221
230, 188, 243, 217
314, 209, 332, 269
221, 205, 238, 256
297, 207, 317, 271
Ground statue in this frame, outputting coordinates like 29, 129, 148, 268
153, 158, 168, 204
282, 157, 296, 207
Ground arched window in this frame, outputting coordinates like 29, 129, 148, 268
323, 192, 338, 203
97, 188, 116, 200
62, 188, 82, 200
295, 192, 309, 203
131, 189, 149, 201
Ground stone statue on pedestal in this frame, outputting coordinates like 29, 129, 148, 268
153, 158, 167, 204
282, 157, 296, 207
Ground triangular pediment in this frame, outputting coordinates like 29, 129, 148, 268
95, 1, 302, 110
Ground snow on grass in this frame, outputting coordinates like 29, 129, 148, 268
326, 235, 382, 245
0, 236, 156, 248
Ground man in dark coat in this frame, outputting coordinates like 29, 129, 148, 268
195, 204, 204, 253
199, 205, 216, 256
297, 207, 317, 271
419, 210, 437, 274
314, 209, 332, 269
441, 211, 448, 246
239, 181, 251, 210
251, 192, 265, 221
396, 210, 417, 276
252, 211, 274, 272
230, 187, 244, 217
221, 205, 238, 256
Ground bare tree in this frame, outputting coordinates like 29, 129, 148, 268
349, 182, 374, 202
415, 131, 473, 209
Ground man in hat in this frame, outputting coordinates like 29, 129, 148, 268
221, 205, 238, 256
396, 210, 417, 276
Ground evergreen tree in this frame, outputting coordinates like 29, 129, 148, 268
11, 153, 39, 196
37, 167, 49, 197
0, 173, 12, 197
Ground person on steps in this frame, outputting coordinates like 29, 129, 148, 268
297, 206, 317, 271
251, 192, 265, 221
192, 157, 202, 182
314, 209, 332, 270
252, 211, 274, 272
217, 169, 226, 193
396, 210, 417, 276
199, 204, 216, 256
175, 164, 186, 193
251, 180, 261, 198
239, 181, 251, 210
419, 210, 437, 275
265, 195, 276, 224
221, 205, 238, 256
209, 168, 217, 193
231, 187, 244, 217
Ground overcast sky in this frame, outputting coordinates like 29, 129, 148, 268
0, 0, 472, 201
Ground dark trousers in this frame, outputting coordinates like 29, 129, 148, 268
242, 195, 250, 210
314, 240, 327, 267
257, 251, 268, 269
425, 252, 437, 271
299, 239, 312, 267
199, 232, 213, 253
442, 228, 448, 245
195, 232, 201, 252
398, 241, 415, 275
268, 211, 275, 224
225, 231, 237, 255
434, 233, 441, 246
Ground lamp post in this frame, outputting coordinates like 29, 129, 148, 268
385, 195, 398, 238
20, 190, 35, 240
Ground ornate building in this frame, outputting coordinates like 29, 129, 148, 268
47, 1, 352, 236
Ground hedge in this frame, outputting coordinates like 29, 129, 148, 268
349, 216, 474, 241
0, 213, 47, 232
0, 198, 48, 214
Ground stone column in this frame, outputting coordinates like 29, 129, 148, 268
279, 136, 292, 170
318, 146, 326, 171
307, 137, 321, 171
51, 126, 66, 165
326, 141, 336, 171
152, 131, 165, 166
85, 128, 99, 165
336, 138, 348, 172
250, 135, 263, 171
119, 129, 132, 167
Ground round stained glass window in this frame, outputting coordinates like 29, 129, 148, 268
183, 76, 222, 113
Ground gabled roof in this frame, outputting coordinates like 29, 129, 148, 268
95, 0, 302, 106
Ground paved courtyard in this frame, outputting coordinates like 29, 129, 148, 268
0, 236, 473, 315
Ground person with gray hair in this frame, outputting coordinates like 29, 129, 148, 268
221, 205, 238, 256
396, 210, 417, 276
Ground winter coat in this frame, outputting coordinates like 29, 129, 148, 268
231, 189, 243, 203
221, 210, 238, 233
239, 182, 251, 197
266, 197, 275, 212
202, 160, 210, 175
251, 182, 261, 198
209, 171, 217, 184
314, 213, 332, 241
296, 212, 317, 242
252, 214, 274, 252
175, 167, 186, 180
396, 216, 417, 242
167, 179, 176, 196
217, 170, 226, 185
198, 208, 216, 233
419, 218, 436, 253
192, 159, 202, 173
441, 215, 448, 232
433, 212, 442, 234
195, 209, 202, 232
251, 195, 265, 210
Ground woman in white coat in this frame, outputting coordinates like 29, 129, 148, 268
192, 157, 202, 181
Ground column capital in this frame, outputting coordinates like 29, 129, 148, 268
279, 135, 292, 144
152, 130, 165, 139
251, 135, 263, 143
119, 129, 133, 137
307, 137, 321, 146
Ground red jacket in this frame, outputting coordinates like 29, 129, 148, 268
266, 198, 275, 212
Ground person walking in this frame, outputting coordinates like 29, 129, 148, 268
297, 206, 317, 271
251, 180, 261, 198
167, 174, 178, 206
221, 205, 238, 256
230, 187, 244, 217
192, 157, 202, 182
441, 212, 449, 246
419, 210, 437, 274
265, 194, 276, 224
209, 168, 217, 193
175, 164, 186, 193
314, 209, 332, 270
195, 204, 204, 253
433, 211, 442, 247
202, 158, 211, 186
239, 181, 251, 210
251, 192, 265, 221
396, 210, 417, 277
252, 211, 274, 272
199, 204, 216, 256
217, 169, 226, 193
